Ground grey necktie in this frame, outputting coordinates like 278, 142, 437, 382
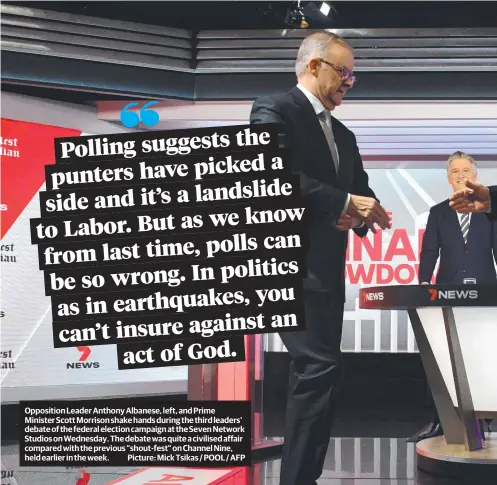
460, 213, 470, 244
318, 110, 340, 173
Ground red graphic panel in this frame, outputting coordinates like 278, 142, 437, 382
105, 468, 243, 485
76, 469, 91, 485
145, 474, 194, 484
0, 118, 82, 238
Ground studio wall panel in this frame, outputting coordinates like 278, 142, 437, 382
1, 51, 195, 100
2, 7, 497, 101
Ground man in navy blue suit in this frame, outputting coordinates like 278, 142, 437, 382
419, 152, 497, 286
415, 151, 497, 441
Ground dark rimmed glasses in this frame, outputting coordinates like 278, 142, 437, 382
318, 58, 356, 86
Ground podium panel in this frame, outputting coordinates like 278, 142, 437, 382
418, 307, 497, 413
360, 284, 497, 480
187, 334, 283, 461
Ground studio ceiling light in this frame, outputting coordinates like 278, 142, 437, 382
320, 2, 331, 16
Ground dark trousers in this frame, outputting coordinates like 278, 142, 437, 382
279, 291, 345, 485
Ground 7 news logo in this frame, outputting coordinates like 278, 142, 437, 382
362, 291, 384, 303
428, 289, 479, 301
66, 346, 100, 369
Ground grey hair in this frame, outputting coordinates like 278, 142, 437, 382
447, 151, 477, 172
295, 30, 352, 77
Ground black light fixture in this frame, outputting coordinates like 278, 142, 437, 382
303, 1, 338, 25
281, 1, 337, 36
284, 1, 309, 30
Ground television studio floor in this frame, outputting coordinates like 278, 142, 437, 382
2, 410, 494, 485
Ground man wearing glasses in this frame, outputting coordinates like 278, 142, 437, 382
250, 31, 390, 485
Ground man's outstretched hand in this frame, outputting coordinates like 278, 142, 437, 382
346, 195, 392, 233
449, 180, 491, 213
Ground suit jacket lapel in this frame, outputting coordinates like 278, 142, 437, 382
289, 87, 338, 179
331, 116, 351, 184
466, 212, 482, 248
445, 203, 465, 246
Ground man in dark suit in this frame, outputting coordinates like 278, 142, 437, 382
416, 151, 497, 441
420, 152, 497, 285
450, 180, 497, 221
420, 153, 497, 286
250, 31, 391, 485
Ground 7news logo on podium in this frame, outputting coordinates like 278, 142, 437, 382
120, 101, 160, 128
428, 288, 478, 301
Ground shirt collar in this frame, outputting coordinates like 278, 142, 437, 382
296, 84, 327, 117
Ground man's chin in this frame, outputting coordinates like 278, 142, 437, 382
324, 98, 337, 110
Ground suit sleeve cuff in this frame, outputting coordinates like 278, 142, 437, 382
343, 193, 365, 227
342, 193, 351, 213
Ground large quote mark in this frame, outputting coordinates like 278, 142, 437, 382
120, 101, 160, 128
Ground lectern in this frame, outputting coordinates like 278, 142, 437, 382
188, 334, 283, 461
360, 284, 497, 480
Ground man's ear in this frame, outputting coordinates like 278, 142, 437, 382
308, 58, 320, 76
